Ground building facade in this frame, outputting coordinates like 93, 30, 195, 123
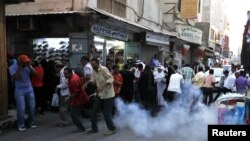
5, 0, 177, 68
160, 0, 203, 67
196, 0, 227, 66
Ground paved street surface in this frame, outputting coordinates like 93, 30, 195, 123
0, 112, 184, 141
0, 105, 213, 141
0, 95, 222, 141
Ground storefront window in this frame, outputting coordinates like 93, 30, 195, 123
93, 36, 125, 66
33, 38, 69, 63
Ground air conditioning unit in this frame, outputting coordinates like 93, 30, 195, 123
17, 16, 37, 31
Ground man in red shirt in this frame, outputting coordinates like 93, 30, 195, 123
112, 65, 123, 95
31, 60, 45, 114
63, 67, 89, 133
112, 65, 123, 116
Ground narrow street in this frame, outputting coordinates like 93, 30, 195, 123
1, 1, 250, 141
0, 100, 218, 141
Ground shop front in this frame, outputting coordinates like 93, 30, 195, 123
172, 41, 183, 68
176, 24, 202, 65
140, 32, 170, 65
90, 24, 128, 67
33, 38, 69, 63
5, 12, 91, 68
85, 6, 152, 68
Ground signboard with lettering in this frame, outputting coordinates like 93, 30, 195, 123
180, 0, 198, 19
176, 24, 202, 45
146, 32, 170, 45
91, 24, 128, 41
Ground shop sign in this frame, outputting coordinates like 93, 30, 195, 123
146, 32, 170, 45
176, 24, 202, 45
180, 0, 198, 19
91, 24, 128, 41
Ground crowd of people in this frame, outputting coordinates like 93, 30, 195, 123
7, 54, 250, 135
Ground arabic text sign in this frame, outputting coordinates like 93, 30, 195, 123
91, 25, 128, 41
146, 32, 169, 45
176, 24, 202, 44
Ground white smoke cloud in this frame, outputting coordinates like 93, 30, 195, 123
114, 96, 218, 140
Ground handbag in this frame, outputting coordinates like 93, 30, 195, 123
51, 93, 59, 107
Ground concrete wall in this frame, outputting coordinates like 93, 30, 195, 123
127, 0, 163, 31
197, 0, 203, 22
210, 0, 224, 32
159, 0, 201, 33
195, 22, 210, 47
6, 0, 84, 16
87, 0, 97, 8
201, 0, 225, 32
126, 0, 143, 23
160, 0, 178, 29
201, 0, 211, 22
86, 0, 164, 32
6, 0, 167, 35
140, 45, 159, 64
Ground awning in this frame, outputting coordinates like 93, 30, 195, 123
5, 2, 83, 16
87, 6, 152, 31
5, 11, 81, 16
87, 6, 176, 37
205, 47, 214, 52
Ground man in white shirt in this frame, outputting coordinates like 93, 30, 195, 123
223, 73, 236, 91
165, 65, 183, 105
214, 72, 236, 102
134, 63, 144, 81
83, 60, 93, 81
77, 56, 96, 119
75, 56, 93, 82
55, 61, 71, 127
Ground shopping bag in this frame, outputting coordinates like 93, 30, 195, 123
51, 93, 59, 107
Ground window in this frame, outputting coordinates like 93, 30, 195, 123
198, 0, 201, 13
97, 0, 112, 13
97, 0, 126, 18
210, 29, 215, 41
178, 0, 181, 12
217, 33, 220, 40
